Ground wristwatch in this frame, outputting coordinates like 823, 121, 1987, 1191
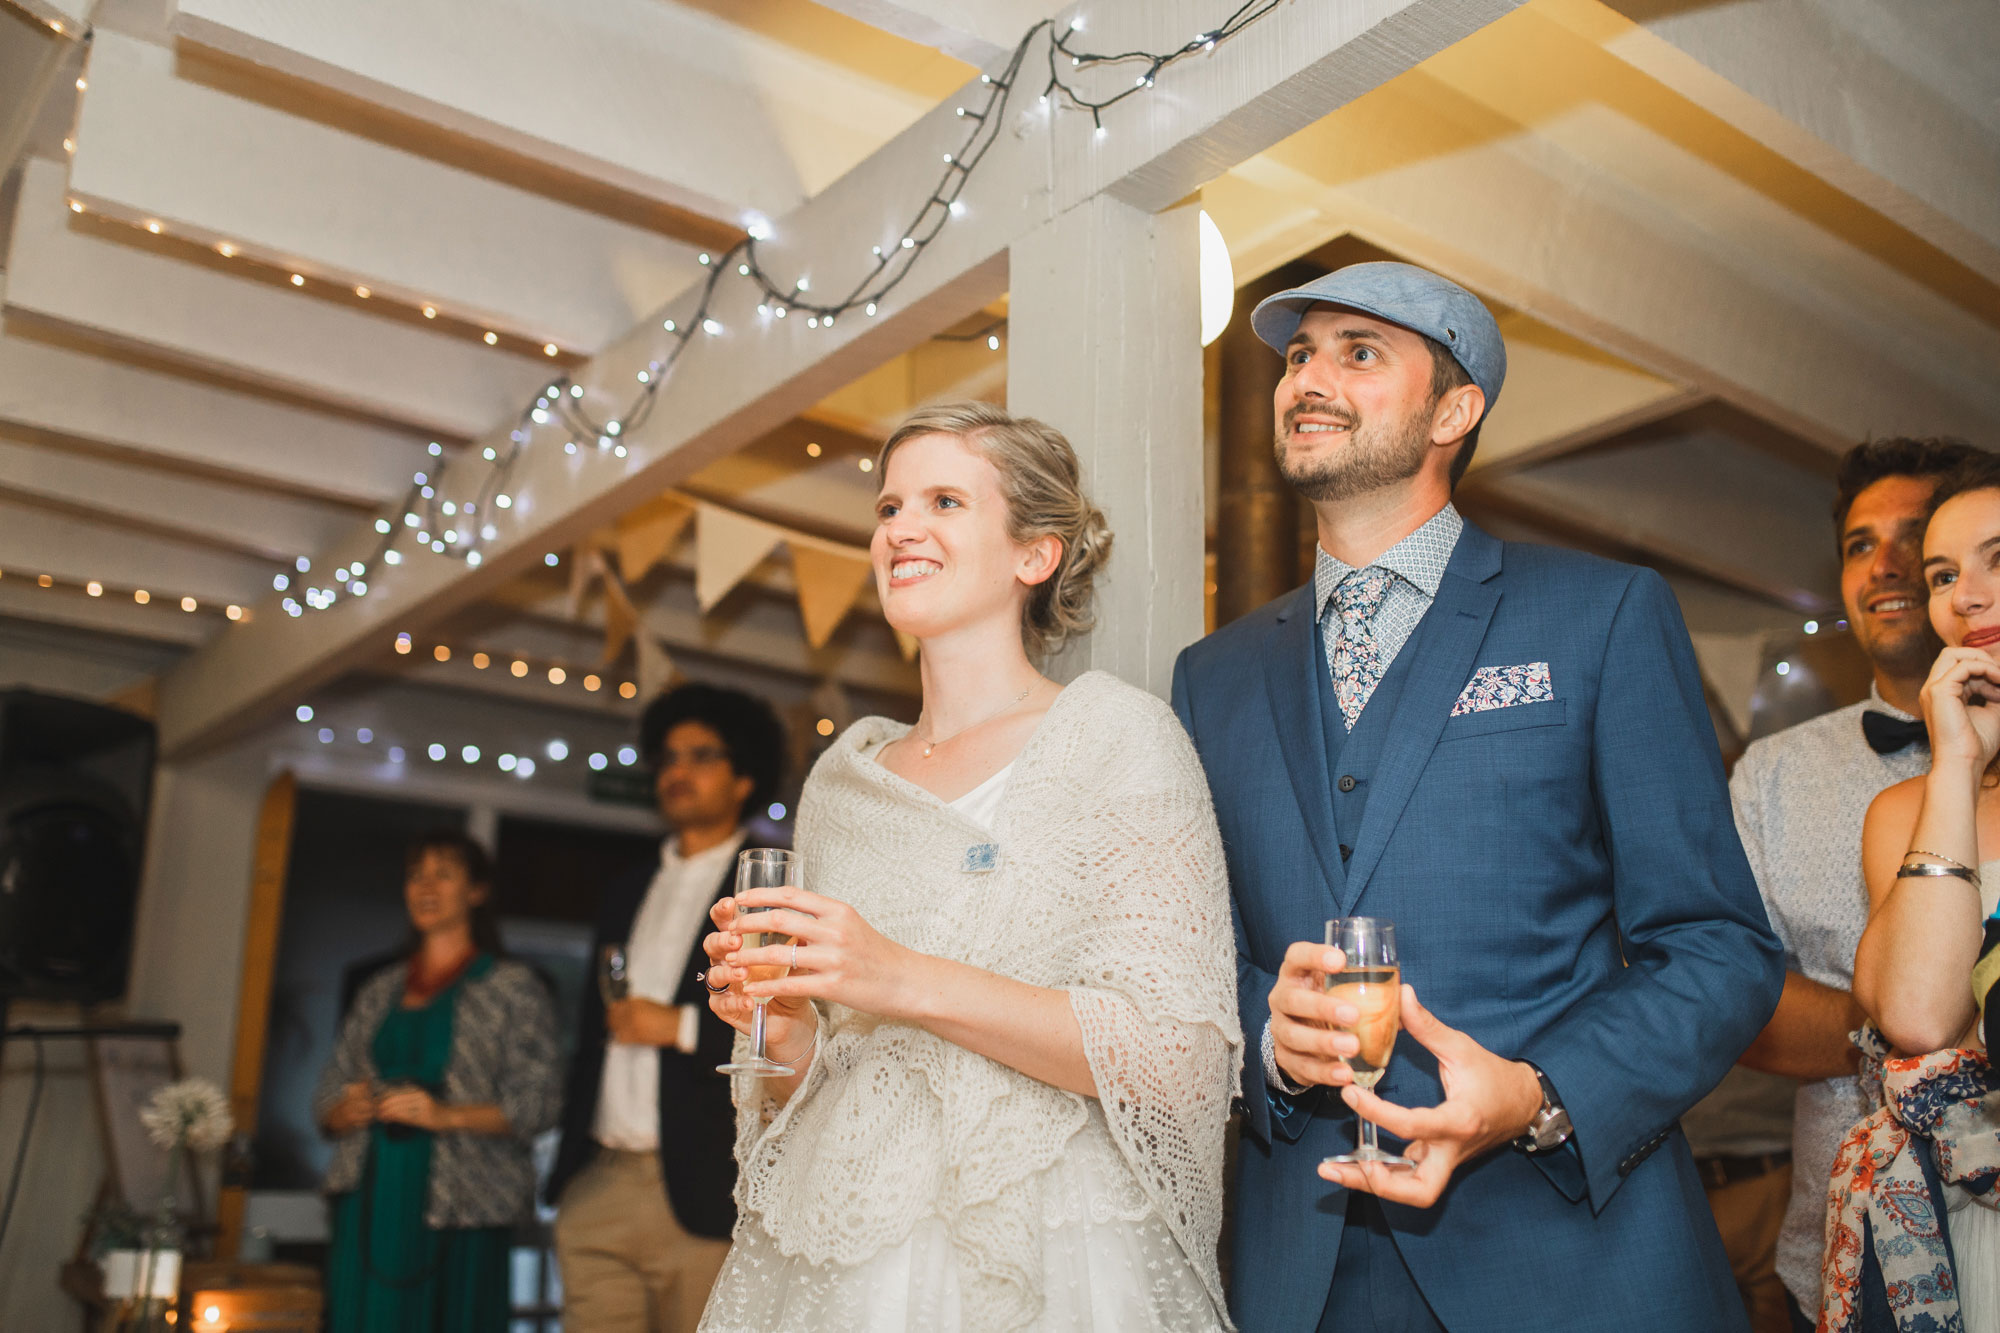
1514, 1064, 1572, 1154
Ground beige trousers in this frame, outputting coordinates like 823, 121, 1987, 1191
1705, 1161, 1795, 1333
555, 1148, 732, 1333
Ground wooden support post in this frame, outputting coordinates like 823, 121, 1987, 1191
1008, 195, 1205, 698
214, 771, 297, 1260
1215, 263, 1323, 626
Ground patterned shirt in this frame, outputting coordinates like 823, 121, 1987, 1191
1728, 688, 1928, 1308
1313, 503, 1465, 689
1262, 503, 1464, 1092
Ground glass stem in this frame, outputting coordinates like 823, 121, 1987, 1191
1358, 1109, 1378, 1154
749, 997, 769, 1062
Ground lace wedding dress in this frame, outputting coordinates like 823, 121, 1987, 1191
699, 673, 1241, 1332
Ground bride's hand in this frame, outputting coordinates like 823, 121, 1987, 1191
701, 897, 817, 1056
1920, 646, 2000, 772
728, 886, 917, 1020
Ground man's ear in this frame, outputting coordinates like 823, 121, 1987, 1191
1431, 383, 1486, 448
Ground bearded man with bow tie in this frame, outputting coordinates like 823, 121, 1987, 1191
1723, 436, 1980, 1331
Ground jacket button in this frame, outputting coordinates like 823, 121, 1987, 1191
1339, 844, 1352, 861
1337, 775, 1357, 793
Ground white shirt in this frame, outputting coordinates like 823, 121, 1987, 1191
948, 762, 1013, 830
593, 830, 746, 1151
1727, 688, 1928, 1308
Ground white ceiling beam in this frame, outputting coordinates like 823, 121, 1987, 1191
1467, 310, 1699, 474
9, 0, 95, 31
1217, 95, 1999, 451
1472, 426, 1839, 613
0, 436, 351, 563
0, 3, 74, 172
0, 316, 428, 505
170, 0, 942, 224
810, 0, 1055, 64
0, 496, 275, 607
4, 158, 555, 439
155, 0, 1531, 756
1577, 0, 2000, 283
0, 580, 213, 647
67, 30, 702, 354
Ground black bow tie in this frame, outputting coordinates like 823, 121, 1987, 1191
1862, 711, 1927, 755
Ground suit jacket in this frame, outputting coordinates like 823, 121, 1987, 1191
1172, 521, 1783, 1332
547, 851, 746, 1240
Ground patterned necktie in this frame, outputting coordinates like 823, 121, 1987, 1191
1330, 566, 1395, 730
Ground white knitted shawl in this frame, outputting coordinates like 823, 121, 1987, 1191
731, 671, 1242, 1329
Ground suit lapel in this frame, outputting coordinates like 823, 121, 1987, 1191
1262, 583, 1346, 905
1341, 526, 1503, 906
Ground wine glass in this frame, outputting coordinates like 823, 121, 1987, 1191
598, 943, 629, 1009
717, 848, 803, 1078
1323, 917, 1413, 1169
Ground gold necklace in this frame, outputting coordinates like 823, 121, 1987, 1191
917, 683, 1035, 758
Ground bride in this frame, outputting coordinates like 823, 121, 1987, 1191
695, 401, 1240, 1331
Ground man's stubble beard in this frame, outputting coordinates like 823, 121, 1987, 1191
1857, 613, 1943, 685
1273, 401, 1433, 504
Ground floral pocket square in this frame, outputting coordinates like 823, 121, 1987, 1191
1451, 662, 1554, 716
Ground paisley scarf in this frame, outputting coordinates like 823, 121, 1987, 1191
1818, 1026, 2000, 1333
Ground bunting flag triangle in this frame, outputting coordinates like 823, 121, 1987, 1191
636, 634, 678, 703
601, 566, 641, 665
791, 545, 875, 649
617, 496, 696, 585
695, 504, 786, 611
565, 546, 605, 621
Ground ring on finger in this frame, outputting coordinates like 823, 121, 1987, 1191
698, 970, 729, 995
788, 940, 799, 968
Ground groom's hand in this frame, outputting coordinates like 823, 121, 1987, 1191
1317, 984, 1544, 1208
1268, 942, 1364, 1089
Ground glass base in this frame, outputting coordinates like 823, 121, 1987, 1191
1326, 1147, 1414, 1168
717, 1056, 795, 1077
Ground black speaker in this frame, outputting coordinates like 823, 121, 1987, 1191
0, 689, 156, 1004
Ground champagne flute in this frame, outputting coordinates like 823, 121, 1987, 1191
717, 848, 803, 1077
598, 943, 629, 1009
1323, 917, 1414, 1168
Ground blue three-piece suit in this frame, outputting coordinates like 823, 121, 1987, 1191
1173, 520, 1785, 1331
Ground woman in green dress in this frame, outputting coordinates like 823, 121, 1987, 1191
315, 831, 562, 1332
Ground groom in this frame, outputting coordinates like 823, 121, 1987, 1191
1171, 262, 1783, 1331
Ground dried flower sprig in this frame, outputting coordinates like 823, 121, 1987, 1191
138, 1078, 233, 1155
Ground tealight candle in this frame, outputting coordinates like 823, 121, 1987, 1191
190, 1302, 229, 1332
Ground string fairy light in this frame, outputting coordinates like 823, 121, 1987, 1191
267, 3, 1279, 618
0, 564, 250, 622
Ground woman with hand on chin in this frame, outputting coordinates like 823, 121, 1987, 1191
1837, 457, 2000, 1332
695, 401, 1240, 1332
315, 832, 561, 1333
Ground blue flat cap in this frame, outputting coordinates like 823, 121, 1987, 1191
1250, 261, 1506, 411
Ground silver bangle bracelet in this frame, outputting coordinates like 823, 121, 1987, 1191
1894, 862, 1981, 886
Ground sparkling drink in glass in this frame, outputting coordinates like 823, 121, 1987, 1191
717, 848, 802, 1078
1324, 917, 1414, 1168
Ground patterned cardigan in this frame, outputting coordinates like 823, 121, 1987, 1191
312, 956, 563, 1229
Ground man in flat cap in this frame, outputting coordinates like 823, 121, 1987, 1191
1171, 262, 1783, 1331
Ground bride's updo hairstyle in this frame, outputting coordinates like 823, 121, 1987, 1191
876, 401, 1113, 660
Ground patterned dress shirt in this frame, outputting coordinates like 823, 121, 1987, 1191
1728, 687, 1928, 1309
1312, 503, 1466, 703
1262, 503, 1465, 1092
